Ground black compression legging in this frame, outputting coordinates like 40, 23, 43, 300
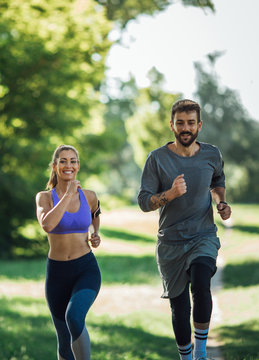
169, 261, 214, 346
45, 251, 101, 360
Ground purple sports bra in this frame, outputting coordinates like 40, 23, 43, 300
49, 188, 92, 234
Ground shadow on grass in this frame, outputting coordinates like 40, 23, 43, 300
0, 297, 177, 360
90, 320, 177, 360
232, 224, 259, 235
217, 320, 259, 360
97, 254, 160, 285
223, 260, 259, 288
0, 258, 46, 280
0, 297, 56, 360
100, 226, 156, 243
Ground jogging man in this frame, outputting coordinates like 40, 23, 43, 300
138, 99, 231, 360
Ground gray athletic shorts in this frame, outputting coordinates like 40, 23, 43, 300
156, 235, 221, 299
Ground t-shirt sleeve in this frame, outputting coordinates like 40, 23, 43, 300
138, 152, 161, 212
210, 148, 225, 189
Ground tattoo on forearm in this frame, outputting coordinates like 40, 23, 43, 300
150, 192, 169, 209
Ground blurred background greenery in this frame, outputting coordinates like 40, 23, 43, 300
1, 0, 259, 258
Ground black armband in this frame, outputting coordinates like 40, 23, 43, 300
219, 201, 228, 205
92, 200, 101, 219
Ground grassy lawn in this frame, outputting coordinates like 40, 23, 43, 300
0, 296, 55, 360
0, 255, 160, 287
215, 204, 259, 360
0, 204, 258, 359
0, 224, 169, 359
0, 296, 176, 360
101, 226, 156, 244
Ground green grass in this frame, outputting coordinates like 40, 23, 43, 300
1, 204, 259, 359
217, 321, 259, 360
100, 226, 156, 244
0, 259, 46, 281
0, 297, 55, 360
223, 260, 259, 288
0, 297, 176, 360
0, 254, 160, 286
89, 313, 176, 360
214, 204, 259, 359
97, 254, 160, 285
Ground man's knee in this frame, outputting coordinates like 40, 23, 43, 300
190, 263, 213, 323
190, 262, 212, 297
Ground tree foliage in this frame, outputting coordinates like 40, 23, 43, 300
94, 0, 214, 28
126, 67, 180, 167
125, 59, 259, 203
82, 77, 141, 203
2, 0, 251, 259
194, 54, 259, 202
0, 0, 112, 257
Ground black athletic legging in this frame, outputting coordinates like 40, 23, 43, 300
169, 260, 215, 346
45, 251, 101, 360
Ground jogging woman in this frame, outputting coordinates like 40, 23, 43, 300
36, 144, 101, 360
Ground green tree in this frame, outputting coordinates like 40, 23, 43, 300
194, 54, 259, 202
95, 0, 214, 28
0, 0, 112, 257
81, 77, 141, 204
0, 0, 218, 258
126, 67, 180, 167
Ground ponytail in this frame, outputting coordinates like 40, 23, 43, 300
46, 169, 58, 190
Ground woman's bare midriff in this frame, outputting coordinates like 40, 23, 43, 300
48, 233, 91, 261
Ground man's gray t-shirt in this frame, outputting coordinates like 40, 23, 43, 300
138, 142, 225, 243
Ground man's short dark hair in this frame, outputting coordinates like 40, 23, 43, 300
171, 99, 201, 123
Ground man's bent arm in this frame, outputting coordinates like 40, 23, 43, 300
149, 174, 187, 210
149, 190, 174, 210
138, 153, 186, 212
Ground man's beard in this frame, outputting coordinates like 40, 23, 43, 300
175, 130, 199, 147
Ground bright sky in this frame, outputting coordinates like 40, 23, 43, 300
106, 0, 259, 121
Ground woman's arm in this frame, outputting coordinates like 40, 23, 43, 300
36, 180, 80, 233
36, 191, 72, 233
85, 190, 101, 248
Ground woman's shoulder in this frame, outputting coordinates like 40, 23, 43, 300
36, 190, 52, 203
81, 189, 98, 209
82, 189, 97, 201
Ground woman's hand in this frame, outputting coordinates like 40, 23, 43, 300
90, 232, 101, 248
65, 180, 81, 196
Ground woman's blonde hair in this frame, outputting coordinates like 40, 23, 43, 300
46, 145, 79, 190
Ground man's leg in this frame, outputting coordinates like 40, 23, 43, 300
190, 262, 214, 360
170, 284, 192, 360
